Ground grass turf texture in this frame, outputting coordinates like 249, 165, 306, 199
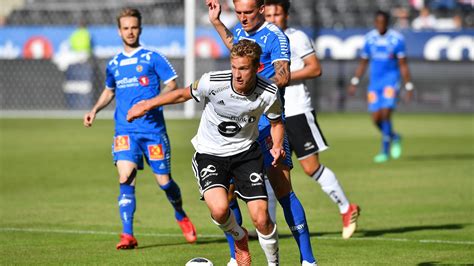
0, 114, 473, 265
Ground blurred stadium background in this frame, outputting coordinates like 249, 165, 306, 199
0, 0, 472, 117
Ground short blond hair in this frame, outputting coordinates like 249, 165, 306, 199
231, 39, 262, 67
117, 7, 142, 28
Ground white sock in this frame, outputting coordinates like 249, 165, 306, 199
312, 165, 350, 214
265, 177, 277, 224
212, 210, 245, 241
256, 224, 279, 265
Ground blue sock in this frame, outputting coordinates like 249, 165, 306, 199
279, 192, 315, 263
225, 198, 243, 259
160, 179, 186, 221
380, 120, 392, 155
118, 184, 136, 235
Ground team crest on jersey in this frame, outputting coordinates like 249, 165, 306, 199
114, 135, 130, 152
148, 144, 164, 160
139, 76, 150, 86
136, 65, 143, 72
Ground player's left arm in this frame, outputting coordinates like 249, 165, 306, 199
271, 60, 290, 88
290, 54, 322, 82
269, 119, 285, 166
398, 58, 414, 103
127, 86, 192, 122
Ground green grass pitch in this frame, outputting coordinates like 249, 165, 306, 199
0, 114, 473, 265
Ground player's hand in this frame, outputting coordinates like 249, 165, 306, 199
127, 100, 149, 122
404, 90, 414, 103
83, 111, 96, 127
347, 85, 357, 96
207, 0, 221, 25
270, 147, 285, 167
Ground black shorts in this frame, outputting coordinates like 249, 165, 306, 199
285, 110, 329, 159
191, 142, 267, 202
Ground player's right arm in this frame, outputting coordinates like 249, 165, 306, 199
127, 86, 192, 122
348, 58, 369, 96
207, 0, 234, 50
83, 88, 115, 127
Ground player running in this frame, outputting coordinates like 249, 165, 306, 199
207, 0, 317, 265
128, 39, 282, 266
348, 10, 414, 163
82, 7, 197, 249
265, 0, 360, 239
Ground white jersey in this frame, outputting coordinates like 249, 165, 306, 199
284, 27, 316, 117
190, 70, 282, 157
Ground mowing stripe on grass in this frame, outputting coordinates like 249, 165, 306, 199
1, 227, 473, 246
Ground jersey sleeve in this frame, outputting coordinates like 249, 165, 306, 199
105, 64, 116, 90
264, 93, 282, 121
394, 36, 407, 58
293, 31, 315, 59
360, 38, 370, 59
153, 53, 178, 84
268, 33, 291, 65
190, 72, 211, 103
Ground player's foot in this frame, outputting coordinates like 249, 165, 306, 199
302, 260, 318, 266
373, 153, 389, 163
177, 217, 197, 243
116, 233, 138, 250
234, 228, 251, 266
342, 204, 360, 239
390, 137, 402, 159
227, 258, 238, 266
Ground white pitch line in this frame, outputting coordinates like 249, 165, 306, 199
1, 227, 473, 246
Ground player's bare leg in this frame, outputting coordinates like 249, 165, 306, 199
205, 187, 251, 266
154, 173, 196, 243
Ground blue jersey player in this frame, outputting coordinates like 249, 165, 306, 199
83, 8, 197, 249
208, 0, 317, 265
349, 10, 414, 163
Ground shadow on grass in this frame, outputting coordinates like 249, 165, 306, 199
274, 223, 467, 239
404, 153, 474, 161
138, 237, 228, 249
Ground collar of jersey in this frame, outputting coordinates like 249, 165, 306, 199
122, 46, 143, 57
244, 21, 268, 36
230, 74, 257, 96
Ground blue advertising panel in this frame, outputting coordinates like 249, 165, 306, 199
0, 25, 472, 61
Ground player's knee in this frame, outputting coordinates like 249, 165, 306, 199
251, 212, 272, 233
119, 168, 137, 185
209, 205, 230, 223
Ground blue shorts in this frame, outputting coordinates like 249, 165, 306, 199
257, 126, 293, 169
112, 132, 171, 175
367, 83, 400, 112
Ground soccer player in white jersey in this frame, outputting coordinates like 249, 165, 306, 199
265, 0, 360, 239
83, 8, 197, 249
208, 1, 318, 265
127, 40, 282, 266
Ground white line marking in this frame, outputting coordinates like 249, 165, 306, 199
1, 227, 473, 246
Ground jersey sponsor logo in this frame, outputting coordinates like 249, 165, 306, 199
249, 172, 263, 186
209, 86, 227, 95
367, 91, 377, 104
216, 113, 256, 123
200, 164, 218, 179
139, 76, 150, 86
116, 76, 139, 88
383, 87, 396, 99
148, 144, 164, 160
217, 121, 242, 137
119, 57, 138, 66
114, 135, 130, 152
230, 93, 248, 101
136, 65, 143, 72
